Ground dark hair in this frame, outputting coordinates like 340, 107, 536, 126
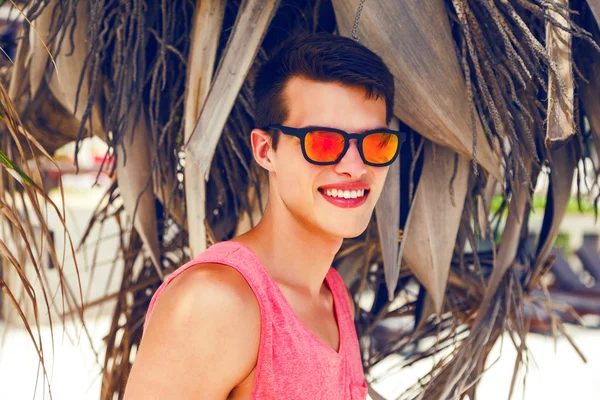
253, 32, 395, 149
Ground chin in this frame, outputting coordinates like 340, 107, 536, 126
315, 209, 373, 239
342, 230, 367, 239
323, 222, 370, 239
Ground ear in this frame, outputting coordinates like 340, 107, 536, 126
251, 129, 276, 172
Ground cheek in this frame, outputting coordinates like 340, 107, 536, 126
274, 154, 320, 198
370, 167, 391, 198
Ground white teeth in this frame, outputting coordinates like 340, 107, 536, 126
322, 188, 368, 199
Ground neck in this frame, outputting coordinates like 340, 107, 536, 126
236, 199, 342, 297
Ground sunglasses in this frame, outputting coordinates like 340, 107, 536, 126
263, 124, 406, 167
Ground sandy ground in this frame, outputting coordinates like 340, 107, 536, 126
1, 315, 599, 400
369, 322, 600, 400
0, 312, 112, 400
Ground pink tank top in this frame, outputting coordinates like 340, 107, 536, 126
144, 241, 368, 399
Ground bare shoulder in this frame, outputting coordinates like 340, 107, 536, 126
159, 262, 259, 314
148, 263, 261, 341
124, 263, 260, 399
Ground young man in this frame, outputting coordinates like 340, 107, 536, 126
124, 33, 401, 399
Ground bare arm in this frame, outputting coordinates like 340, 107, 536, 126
124, 264, 260, 399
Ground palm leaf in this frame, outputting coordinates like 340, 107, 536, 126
545, 0, 575, 148
115, 108, 163, 279
0, 149, 34, 186
402, 142, 469, 313
27, 0, 53, 98
477, 177, 498, 240
421, 170, 530, 398
1, 83, 87, 319
527, 143, 577, 290
183, 0, 226, 255
331, 0, 503, 182
477, 158, 532, 325
0, 78, 88, 397
8, 21, 29, 102
22, 82, 88, 156
375, 118, 402, 299
577, 8, 600, 158
588, 0, 600, 25
9, 13, 95, 156
186, 0, 280, 179
44, 0, 104, 136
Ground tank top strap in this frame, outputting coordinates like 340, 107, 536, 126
325, 268, 356, 343
190, 240, 276, 297
325, 267, 365, 389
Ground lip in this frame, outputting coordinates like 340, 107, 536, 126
318, 182, 371, 191
318, 188, 369, 209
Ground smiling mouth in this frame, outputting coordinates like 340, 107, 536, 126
317, 188, 371, 209
318, 188, 370, 199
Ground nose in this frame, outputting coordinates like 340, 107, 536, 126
333, 139, 367, 178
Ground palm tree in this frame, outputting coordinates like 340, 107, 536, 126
1, 0, 599, 399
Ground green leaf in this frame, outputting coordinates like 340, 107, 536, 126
0, 149, 34, 186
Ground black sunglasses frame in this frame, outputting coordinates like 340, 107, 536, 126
263, 124, 407, 167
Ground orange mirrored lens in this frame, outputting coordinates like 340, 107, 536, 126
363, 133, 398, 164
305, 130, 345, 162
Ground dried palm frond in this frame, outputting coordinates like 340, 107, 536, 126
527, 142, 577, 290
336, 1, 600, 398
0, 78, 84, 398
115, 105, 162, 279
183, 0, 226, 255
577, 5, 600, 202
590, 0, 600, 24
29, 0, 104, 137
402, 143, 470, 314
332, 0, 503, 182
420, 158, 533, 399
185, 0, 279, 179
545, 0, 576, 148
375, 118, 402, 299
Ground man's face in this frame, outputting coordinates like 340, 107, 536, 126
261, 77, 390, 239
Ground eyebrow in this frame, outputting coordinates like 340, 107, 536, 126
301, 125, 391, 133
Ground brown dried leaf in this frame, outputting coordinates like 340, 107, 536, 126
8, 23, 30, 102
183, 0, 226, 255
545, 0, 575, 148
185, 0, 280, 179
375, 118, 402, 298
331, 0, 502, 181
587, 0, 600, 26
116, 109, 162, 279
474, 157, 533, 331
528, 142, 577, 290
477, 177, 498, 239
402, 143, 470, 313
45, 0, 104, 135
577, 15, 600, 159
